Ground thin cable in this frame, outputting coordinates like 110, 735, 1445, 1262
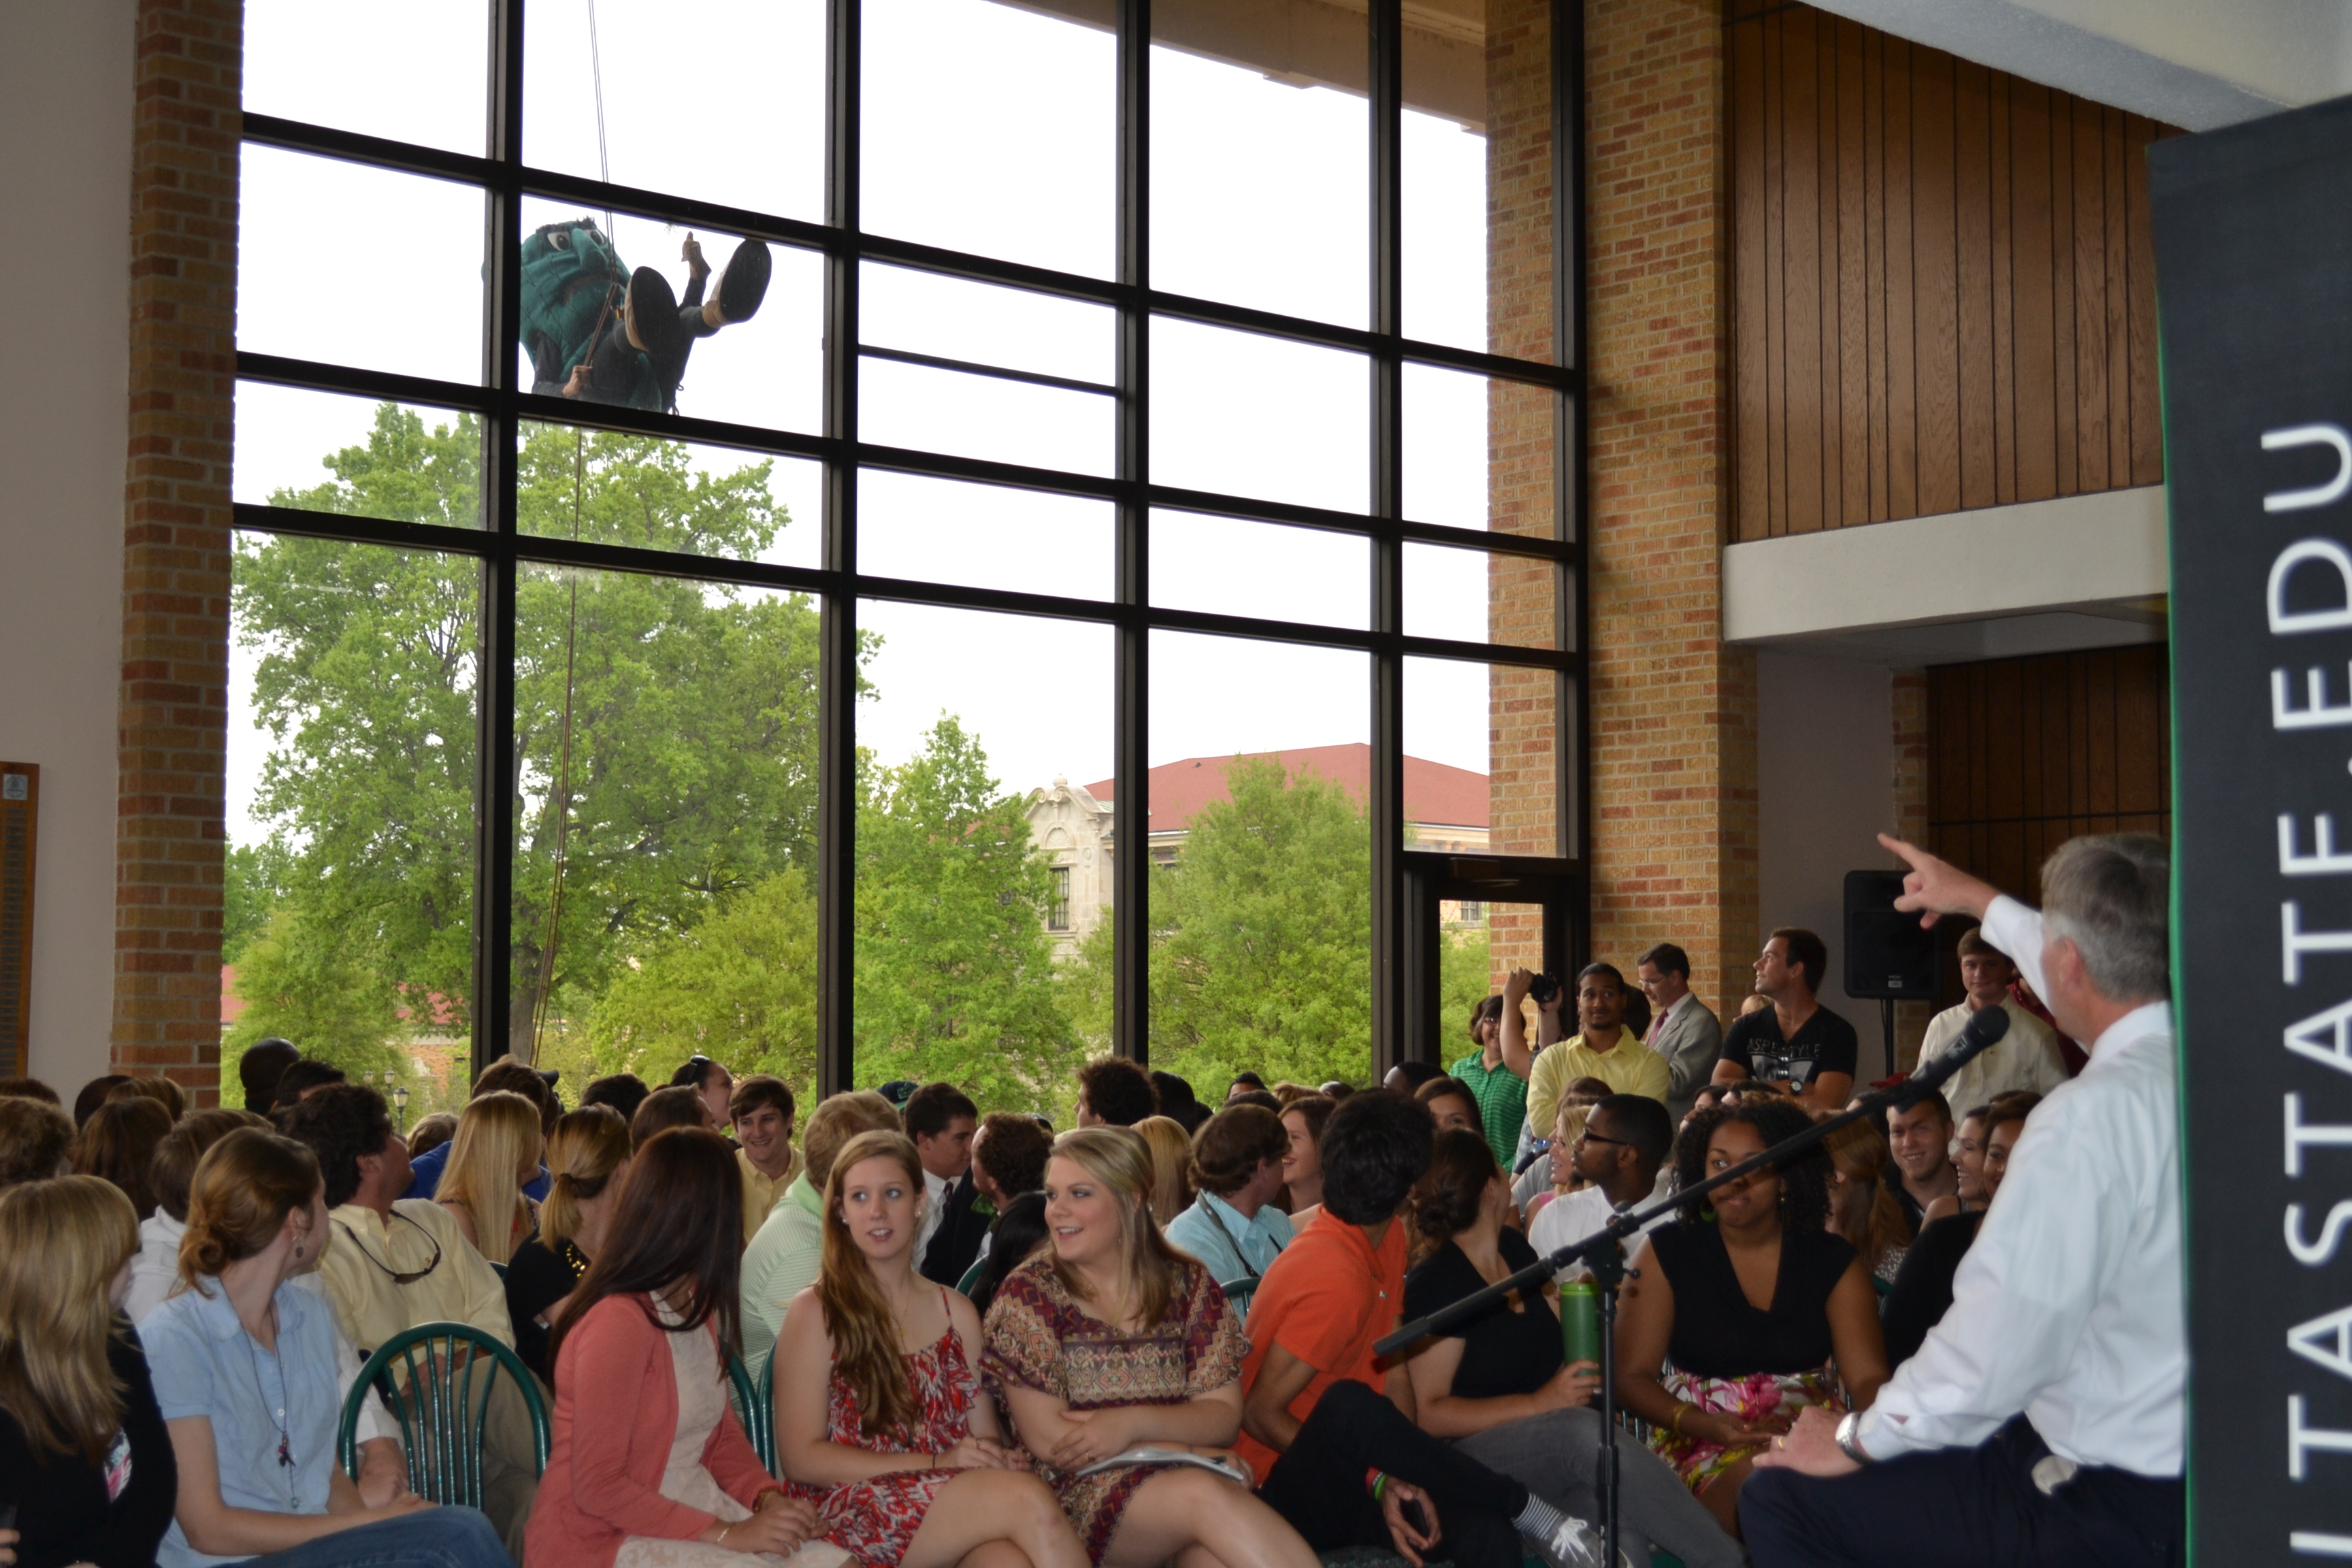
586, 0, 612, 233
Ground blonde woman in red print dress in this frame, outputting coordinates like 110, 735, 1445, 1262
983, 1128, 1320, 1568
774, 1129, 1090, 1568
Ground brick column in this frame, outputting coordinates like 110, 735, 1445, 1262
115, 0, 238, 1104
1483, 0, 1565, 991
1582, 0, 1754, 1019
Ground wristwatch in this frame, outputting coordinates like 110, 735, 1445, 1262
1833, 1409, 1875, 1465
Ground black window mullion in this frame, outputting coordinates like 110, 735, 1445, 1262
1369, 0, 1407, 1078
1111, 0, 1152, 1069
470, 0, 526, 1084
816, 0, 863, 1099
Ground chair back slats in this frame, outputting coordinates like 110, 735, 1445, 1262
725, 1353, 779, 1475
339, 1322, 550, 1507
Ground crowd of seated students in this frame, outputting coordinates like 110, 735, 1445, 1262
0, 915, 2076, 1568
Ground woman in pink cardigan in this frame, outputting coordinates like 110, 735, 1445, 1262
527, 1128, 834, 1568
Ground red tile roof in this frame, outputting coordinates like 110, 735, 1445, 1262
1082, 745, 1489, 834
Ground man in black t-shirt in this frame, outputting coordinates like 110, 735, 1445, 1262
1711, 927, 1859, 1111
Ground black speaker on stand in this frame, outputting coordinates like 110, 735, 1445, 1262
1844, 868, 1941, 1077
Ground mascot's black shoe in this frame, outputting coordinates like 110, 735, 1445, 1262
623, 264, 685, 362
712, 238, 772, 326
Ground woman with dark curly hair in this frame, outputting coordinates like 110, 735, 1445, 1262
1612, 1099, 1888, 1541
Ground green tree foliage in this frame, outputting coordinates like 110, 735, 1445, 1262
1056, 907, 1116, 1056
236, 404, 1071, 1106
568, 718, 1072, 1115
1437, 926, 1495, 1061
1145, 756, 1373, 1091
581, 868, 819, 1092
224, 906, 405, 1080
855, 718, 1075, 1115
233, 405, 829, 1074
223, 841, 289, 962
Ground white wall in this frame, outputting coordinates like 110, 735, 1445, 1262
0, 0, 136, 1092
1810, 0, 2352, 130
1756, 651, 1899, 1071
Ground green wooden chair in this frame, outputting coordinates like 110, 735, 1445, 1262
725, 1354, 778, 1475
338, 1322, 549, 1507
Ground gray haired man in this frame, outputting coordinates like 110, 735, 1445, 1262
1743, 832, 2182, 1568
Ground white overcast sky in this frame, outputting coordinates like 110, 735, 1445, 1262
227, 0, 1520, 839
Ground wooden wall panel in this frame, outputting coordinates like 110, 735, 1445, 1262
1924, 644, 2172, 915
1729, 7, 2176, 540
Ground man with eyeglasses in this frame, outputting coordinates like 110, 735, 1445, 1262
1526, 1094, 1676, 1286
283, 1083, 539, 1556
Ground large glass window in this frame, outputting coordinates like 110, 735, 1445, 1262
1149, 634, 1371, 1088
226, 534, 479, 1124
857, 603, 1111, 1114
232, 0, 1580, 1098
508, 566, 823, 1093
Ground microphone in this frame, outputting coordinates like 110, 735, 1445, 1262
1898, 1004, 2010, 1105
1516, 1142, 1551, 1175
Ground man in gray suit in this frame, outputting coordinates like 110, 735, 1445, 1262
1637, 941, 1722, 1125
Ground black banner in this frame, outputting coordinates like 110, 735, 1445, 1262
2154, 97, 2352, 1564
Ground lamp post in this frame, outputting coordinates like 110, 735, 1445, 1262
383, 1068, 408, 1133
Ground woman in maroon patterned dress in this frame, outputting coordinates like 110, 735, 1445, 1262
774, 1130, 1089, 1568
983, 1128, 1320, 1568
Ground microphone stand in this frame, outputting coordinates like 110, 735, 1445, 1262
1373, 1009, 2009, 1567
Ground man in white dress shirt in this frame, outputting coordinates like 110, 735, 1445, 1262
1744, 832, 2182, 1567
1914, 926, 2070, 1113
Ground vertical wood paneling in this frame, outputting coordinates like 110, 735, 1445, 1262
1989, 72, 2016, 506
1835, 19, 1869, 526
1782, 10, 1826, 534
1762, 13, 1791, 538
2125, 114, 2163, 487
1954, 61, 1996, 511
1862, 29, 1891, 521
2010, 83, 2057, 501
2051, 100, 2080, 499
1925, 644, 2172, 908
1727, 5, 2178, 540
1882, 40, 1917, 520
1911, 52, 1961, 517
2071, 96, 2112, 494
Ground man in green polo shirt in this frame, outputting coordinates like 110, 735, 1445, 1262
1450, 992, 1533, 1169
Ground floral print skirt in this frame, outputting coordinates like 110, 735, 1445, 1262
1646, 1362, 1844, 1495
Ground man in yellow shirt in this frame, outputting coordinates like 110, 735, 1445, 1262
1519, 962, 1673, 1137
284, 1083, 537, 1556
730, 1074, 802, 1245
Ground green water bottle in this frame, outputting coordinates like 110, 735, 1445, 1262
1558, 1279, 1601, 1368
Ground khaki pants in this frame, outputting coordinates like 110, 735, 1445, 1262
481, 1375, 541, 1563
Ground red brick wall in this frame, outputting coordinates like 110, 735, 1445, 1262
114, 0, 238, 1105
1484, 0, 1565, 990
1480, 0, 1755, 1014
1579, 0, 1756, 1019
